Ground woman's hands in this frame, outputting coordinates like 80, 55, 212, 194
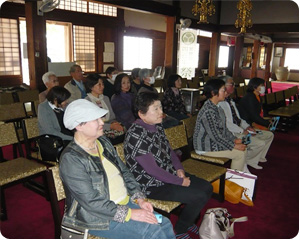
131, 209, 158, 224
110, 122, 124, 132
131, 199, 157, 224
177, 169, 190, 187
234, 138, 246, 151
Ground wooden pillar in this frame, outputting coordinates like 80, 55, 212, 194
264, 43, 273, 81
208, 32, 220, 77
232, 35, 244, 78
164, 16, 176, 78
25, 1, 47, 91
250, 40, 260, 78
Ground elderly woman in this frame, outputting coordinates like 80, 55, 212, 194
111, 73, 136, 130
59, 99, 175, 239
137, 68, 158, 94
193, 78, 248, 172
124, 92, 212, 238
38, 86, 72, 141
162, 74, 191, 121
39, 71, 59, 102
238, 77, 272, 130
85, 74, 124, 144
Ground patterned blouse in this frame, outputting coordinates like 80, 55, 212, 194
162, 88, 187, 115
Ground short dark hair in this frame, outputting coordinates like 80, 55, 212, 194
247, 77, 265, 92
105, 67, 117, 76
167, 74, 182, 88
203, 78, 225, 99
135, 91, 159, 117
131, 68, 141, 80
114, 73, 130, 95
85, 74, 104, 93
46, 86, 71, 104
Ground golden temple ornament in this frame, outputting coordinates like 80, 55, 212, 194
192, 0, 216, 24
235, 0, 253, 34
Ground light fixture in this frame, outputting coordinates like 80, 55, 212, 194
235, 0, 253, 34
192, 0, 216, 24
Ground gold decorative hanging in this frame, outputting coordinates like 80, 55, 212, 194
235, 0, 253, 34
192, 0, 216, 24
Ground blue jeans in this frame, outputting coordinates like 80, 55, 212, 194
89, 201, 175, 239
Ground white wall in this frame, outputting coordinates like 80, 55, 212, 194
124, 10, 166, 32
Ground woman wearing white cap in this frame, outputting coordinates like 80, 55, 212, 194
59, 99, 175, 239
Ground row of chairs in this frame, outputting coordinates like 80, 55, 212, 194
263, 86, 299, 130
46, 119, 228, 238
0, 89, 39, 118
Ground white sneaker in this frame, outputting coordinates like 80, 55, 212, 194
260, 158, 267, 163
248, 164, 263, 170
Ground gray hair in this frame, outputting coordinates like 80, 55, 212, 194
42, 71, 56, 85
69, 64, 82, 74
138, 68, 151, 82
218, 75, 233, 83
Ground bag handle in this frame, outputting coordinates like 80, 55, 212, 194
240, 190, 254, 207
228, 216, 248, 237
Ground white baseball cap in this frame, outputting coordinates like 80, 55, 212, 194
63, 99, 108, 130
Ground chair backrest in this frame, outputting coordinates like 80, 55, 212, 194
50, 165, 66, 201
181, 115, 197, 139
114, 143, 125, 163
265, 92, 276, 104
235, 86, 245, 98
23, 117, 39, 139
164, 124, 188, 150
0, 92, 15, 105
0, 102, 26, 122
275, 90, 285, 104
0, 122, 19, 147
188, 80, 199, 89
17, 89, 39, 103
181, 78, 188, 88
284, 88, 292, 100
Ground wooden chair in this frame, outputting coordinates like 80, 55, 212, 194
263, 92, 277, 114
0, 122, 47, 221
164, 124, 227, 202
46, 166, 102, 239
188, 78, 200, 89
114, 143, 182, 215
17, 89, 39, 117
274, 90, 286, 108
265, 81, 272, 93
181, 78, 188, 88
153, 79, 164, 93
0, 92, 14, 105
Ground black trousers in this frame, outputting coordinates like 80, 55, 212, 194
147, 173, 213, 234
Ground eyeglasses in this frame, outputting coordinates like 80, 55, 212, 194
225, 83, 235, 87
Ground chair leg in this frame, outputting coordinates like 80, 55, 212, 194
0, 187, 8, 221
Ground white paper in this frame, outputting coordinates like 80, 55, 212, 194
104, 42, 115, 53
226, 169, 257, 201
103, 52, 114, 63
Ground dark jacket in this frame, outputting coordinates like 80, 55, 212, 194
238, 92, 270, 127
59, 136, 145, 231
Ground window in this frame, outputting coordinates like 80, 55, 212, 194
58, 0, 117, 17
46, 21, 72, 62
73, 25, 95, 72
218, 46, 229, 68
285, 48, 299, 70
0, 18, 21, 76
123, 36, 152, 70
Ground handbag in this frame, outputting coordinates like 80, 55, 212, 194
36, 134, 64, 162
61, 225, 88, 239
199, 208, 248, 239
212, 179, 254, 207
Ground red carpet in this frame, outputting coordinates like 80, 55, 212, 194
1, 128, 299, 239
271, 81, 299, 93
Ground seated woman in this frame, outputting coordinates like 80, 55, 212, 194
38, 86, 73, 142
130, 67, 141, 96
124, 92, 213, 238
111, 73, 136, 130
193, 79, 248, 172
137, 68, 158, 94
85, 73, 125, 144
162, 74, 191, 121
103, 66, 118, 99
60, 99, 175, 239
238, 77, 272, 130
